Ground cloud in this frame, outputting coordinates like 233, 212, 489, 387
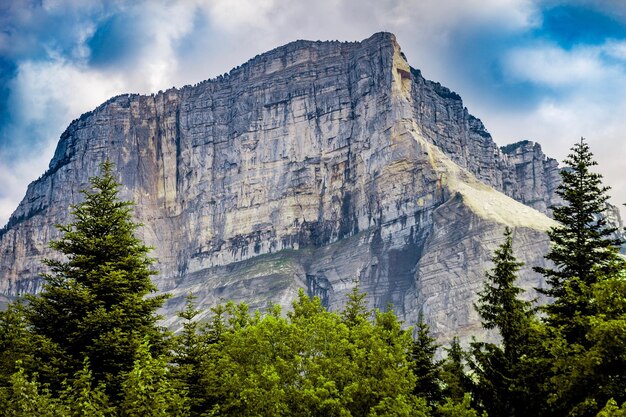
504, 43, 616, 87
0, 0, 203, 226
0, 56, 126, 223
5, 57, 125, 152
2, 0, 626, 226
482, 91, 626, 209
0, 140, 58, 227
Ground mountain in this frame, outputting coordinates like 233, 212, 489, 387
0, 32, 568, 342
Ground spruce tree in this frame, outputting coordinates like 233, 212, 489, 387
475, 227, 532, 350
547, 270, 626, 416
532, 137, 626, 416
535, 137, 624, 338
409, 314, 443, 407
172, 294, 211, 415
440, 337, 472, 403
24, 161, 169, 398
471, 227, 547, 417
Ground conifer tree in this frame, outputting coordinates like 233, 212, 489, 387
535, 137, 624, 338
548, 270, 626, 416
476, 227, 532, 347
341, 282, 369, 327
532, 138, 626, 416
24, 161, 169, 398
172, 294, 211, 415
410, 314, 443, 407
440, 337, 472, 403
471, 227, 544, 417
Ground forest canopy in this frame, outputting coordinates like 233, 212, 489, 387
1, 138, 625, 416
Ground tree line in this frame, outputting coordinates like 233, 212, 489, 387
0, 138, 625, 416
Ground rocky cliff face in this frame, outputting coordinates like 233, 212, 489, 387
500, 140, 561, 214
0, 33, 569, 342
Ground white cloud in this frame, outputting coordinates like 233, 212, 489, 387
0, 140, 57, 226
478, 84, 626, 213
129, 1, 199, 92
204, 0, 277, 32
604, 40, 626, 61
505, 44, 613, 86
0, 0, 209, 226
0, 58, 125, 226
3, 0, 626, 224
10, 58, 124, 127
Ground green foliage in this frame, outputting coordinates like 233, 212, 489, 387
597, 399, 626, 417
547, 271, 626, 416
470, 226, 544, 417
0, 364, 63, 417
528, 138, 626, 416
367, 395, 431, 417
119, 340, 189, 417
194, 288, 424, 416
171, 293, 212, 415
535, 137, 625, 340
440, 337, 472, 403
436, 394, 485, 417
58, 360, 114, 417
475, 227, 532, 346
0, 301, 32, 387
23, 161, 169, 397
410, 314, 443, 406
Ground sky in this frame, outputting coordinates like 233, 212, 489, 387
1, 0, 626, 226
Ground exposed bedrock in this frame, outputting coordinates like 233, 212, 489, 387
1, 33, 592, 342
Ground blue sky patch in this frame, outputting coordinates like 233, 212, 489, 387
537, 5, 626, 48
88, 12, 146, 68
2, 0, 626, 225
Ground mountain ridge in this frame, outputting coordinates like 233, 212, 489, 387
0, 32, 578, 341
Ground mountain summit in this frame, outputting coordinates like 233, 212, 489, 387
0, 33, 564, 341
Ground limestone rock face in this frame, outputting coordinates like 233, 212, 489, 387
0, 33, 583, 341
500, 140, 561, 214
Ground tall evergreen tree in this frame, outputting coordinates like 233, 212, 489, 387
471, 227, 530, 417
535, 137, 624, 338
471, 227, 549, 417
409, 314, 443, 407
532, 138, 626, 416
475, 227, 532, 347
24, 161, 169, 398
171, 294, 211, 416
440, 337, 472, 403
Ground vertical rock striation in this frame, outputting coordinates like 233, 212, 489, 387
500, 140, 561, 214
0, 33, 589, 341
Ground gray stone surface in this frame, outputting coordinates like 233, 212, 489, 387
0, 32, 599, 342
500, 140, 561, 214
